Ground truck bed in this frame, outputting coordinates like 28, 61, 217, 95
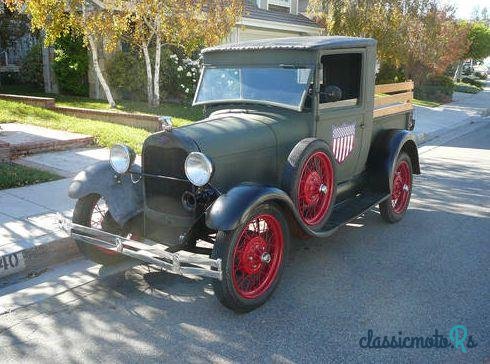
372, 81, 414, 134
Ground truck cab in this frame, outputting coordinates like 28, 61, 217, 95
66, 36, 420, 312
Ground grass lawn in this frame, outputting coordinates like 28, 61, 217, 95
0, 99, 150, 153
0, 163, 60, 190
412, 98, 441, 107
0, 85, 202, 126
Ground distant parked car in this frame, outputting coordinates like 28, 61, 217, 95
473, 64, 488, 79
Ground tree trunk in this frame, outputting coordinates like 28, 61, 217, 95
87, 35, 116, 108
142, 43, 154, 106
453, 60, 464, 82
152, 36, 161, 107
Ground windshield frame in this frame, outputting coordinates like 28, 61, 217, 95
192, 64, 315, 112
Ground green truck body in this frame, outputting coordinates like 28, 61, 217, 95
67, 36, 420, 312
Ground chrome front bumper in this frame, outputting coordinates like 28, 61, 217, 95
59, 217, 222, 280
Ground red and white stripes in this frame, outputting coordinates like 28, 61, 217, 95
332, 123, 356, 163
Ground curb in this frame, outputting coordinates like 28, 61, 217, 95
0, 234, 80, 288
415, 112, 489, 146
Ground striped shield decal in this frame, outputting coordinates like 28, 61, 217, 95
332, 123, 356, 163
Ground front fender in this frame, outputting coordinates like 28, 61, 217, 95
205, 183, 335, 239
68, 162, 143, 226
205, 183, 294, 231
367, 129, 421, 192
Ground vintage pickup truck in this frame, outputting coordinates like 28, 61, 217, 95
62, 36, 420, 312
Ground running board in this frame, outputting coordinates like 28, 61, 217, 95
314, 191, 389, 237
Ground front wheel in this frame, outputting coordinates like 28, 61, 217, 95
72, 194, 134, 265
379, 152, 413, 223
211, 203, 289, 312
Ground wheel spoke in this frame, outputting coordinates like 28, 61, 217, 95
231, 213, 284, 299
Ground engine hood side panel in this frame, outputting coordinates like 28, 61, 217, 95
178, 113, 278, 191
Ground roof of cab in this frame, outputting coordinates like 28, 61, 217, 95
202, 36, 376, 54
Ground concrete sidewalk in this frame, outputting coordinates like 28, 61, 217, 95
0, 148, 137, 284
0, 179, 77, 284
413, 79, 489, 143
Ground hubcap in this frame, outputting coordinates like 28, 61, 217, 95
391, 161, 411, 214
231, 214, 284, 299
298, 151, 334, 226
261, 252, 272, 264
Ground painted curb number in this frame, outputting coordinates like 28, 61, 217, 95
0, 252, 26, 278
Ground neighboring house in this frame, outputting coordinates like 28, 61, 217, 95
228, 0, 322, 42
89, 0, 322, 99
2, 0, 321, 97
0, 4, 36, 74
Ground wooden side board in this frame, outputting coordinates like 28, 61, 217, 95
374, 81, 414, 94
373, 81, 414, 118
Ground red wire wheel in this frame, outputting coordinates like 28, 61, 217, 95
297, 151, 335, 226
231, 214, 284, 299
211, 203, 289, 312
379, 152, 413, 223
391, 160, 411, 214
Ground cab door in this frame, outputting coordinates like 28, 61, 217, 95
315, 49, 368, 183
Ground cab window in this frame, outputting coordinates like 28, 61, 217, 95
319, 53, 362, 109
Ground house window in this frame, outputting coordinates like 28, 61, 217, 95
268, 0, 291, 13
319, 53, 363, 109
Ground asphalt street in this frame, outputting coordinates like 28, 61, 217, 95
0, 123, 488, 363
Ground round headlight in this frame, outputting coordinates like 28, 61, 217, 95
185, 152, 213, 187
110, 144, 135, 174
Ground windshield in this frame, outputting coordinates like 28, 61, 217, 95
194, 66, 313, 110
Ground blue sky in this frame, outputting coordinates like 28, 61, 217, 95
443, 0, 488, 19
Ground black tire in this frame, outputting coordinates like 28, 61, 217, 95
283, 138, 336, 231
379, 152, 413, 223
72, 194, 130, 266
211, 203, 289, 313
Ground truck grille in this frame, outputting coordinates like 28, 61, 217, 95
142, 135, 194, 218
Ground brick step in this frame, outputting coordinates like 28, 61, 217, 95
0, 123, 94, 162
8, 136, 93, 159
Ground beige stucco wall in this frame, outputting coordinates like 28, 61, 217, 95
237, 26, 306, 42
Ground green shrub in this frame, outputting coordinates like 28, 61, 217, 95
414, 75, 454, 103
106, 46, 201, 103
159, 48, 201, 101
106, 50, 146, 101
19, 43, 44, 89
454, 82, 481, 94
461, 77, 484, 88
0, 71, 21, 85
52, 35, 89, 96
376, 63, 406, 84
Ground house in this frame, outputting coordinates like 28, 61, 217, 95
228, 0, 322, 42
88, 0, 322, 99
1, 0, 322, 97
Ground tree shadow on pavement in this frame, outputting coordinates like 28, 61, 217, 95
0, 138, 488, 362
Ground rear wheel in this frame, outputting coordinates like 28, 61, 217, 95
211, 203, 289, 312
72, 194, 134, 265
379, 152, 413, 223
284, 139, 336, 231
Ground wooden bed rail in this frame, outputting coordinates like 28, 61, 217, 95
373, 81, 414, 118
